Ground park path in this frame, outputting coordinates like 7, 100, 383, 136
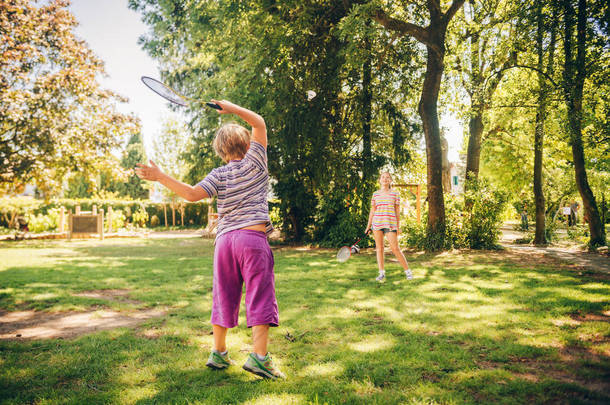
499, 224, 610, 275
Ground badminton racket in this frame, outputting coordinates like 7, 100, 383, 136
141, 76, 221, 110
336, 230, 371, 263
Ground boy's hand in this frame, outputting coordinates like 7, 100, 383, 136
135, 160, 162, 181
210, 99, 238, 115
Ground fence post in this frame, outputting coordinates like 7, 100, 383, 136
75, 205, 81, 215
107, 206, 113, 233
68, 210, 73, 241
92, 204, 97, 215
99, 209, 104, 241
59, 207, 65, 233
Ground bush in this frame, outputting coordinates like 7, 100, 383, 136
400, 179, 507, 250
107, 210, 126, 231
462, 179, 507, 249
150, 215, 160, 227
401, 217, 427, 250
25, 210, 59, 233
132, 207, 149, 228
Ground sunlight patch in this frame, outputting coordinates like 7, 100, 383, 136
299, 361, 344, 377
349, 335, 395, 352
31, 293, 58, 301
248, 394, 305, 404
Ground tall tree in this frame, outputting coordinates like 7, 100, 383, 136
130, 0, 421, 242
562, 0, 605, 247
531, 1, 557, 244
117, 133, 148, 199
372, 0, 465, 250
449, 0, 518, 189
0, 0, 139, 196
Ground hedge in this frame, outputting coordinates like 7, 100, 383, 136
0, 197, 211, 228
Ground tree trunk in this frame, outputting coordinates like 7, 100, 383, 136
533, 0, 548, 245
465, 111, 483, 182
420, 43, 446, 248
563, 0, 606, 247
362, 39, 373, 186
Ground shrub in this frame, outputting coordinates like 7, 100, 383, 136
132, 207, 149, 228
107, 210, 126, 231
401, 217, 427, 250
462, 179, 507, 249
150, 215, 160, 227
400, 179, 507, 250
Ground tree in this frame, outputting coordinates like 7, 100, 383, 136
130, 0, 422, 242
447, 0, 518, 190
117, 133, 148, 199
561, 0, 606, 247
0, 0, 139, 196
372, 0, 465, 250
531, 1, 558, 244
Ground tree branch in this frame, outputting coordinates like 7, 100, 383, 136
443, 0, 466, 25
373, 9, 429, 45
492, 64, 559, 88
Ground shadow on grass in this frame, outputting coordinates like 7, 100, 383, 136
0, 239, 608, 404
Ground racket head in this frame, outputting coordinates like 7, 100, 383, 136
141, 76, 188, 106
336, 246, 351, 262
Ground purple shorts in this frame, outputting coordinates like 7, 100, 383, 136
211, 229, 279, 328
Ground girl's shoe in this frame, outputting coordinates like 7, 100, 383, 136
375, 273, 386, 282
206, 350, 234, 370
405, 269, 413, 280
243, 353, 286, 380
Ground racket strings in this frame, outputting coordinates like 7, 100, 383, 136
141, 77, 188, 106
336, 246, 351, 262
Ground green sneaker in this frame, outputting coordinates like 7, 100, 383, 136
243, 353, 286, 380
206, 350, 234, 370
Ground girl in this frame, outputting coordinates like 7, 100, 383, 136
365, 171, 413, 282
136, 100, 285, 380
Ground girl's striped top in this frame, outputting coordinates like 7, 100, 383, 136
197, 141, 272, 240
371, 190, 401, 231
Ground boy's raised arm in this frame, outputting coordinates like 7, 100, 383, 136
211, 99, 267, 148
135, 160, 208, 202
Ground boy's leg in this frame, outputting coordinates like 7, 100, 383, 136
252, 324, 269, 357
213, 324, 228, 352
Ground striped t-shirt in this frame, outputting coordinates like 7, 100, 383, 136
371, 190, 401, 231
197, 141, 273, 240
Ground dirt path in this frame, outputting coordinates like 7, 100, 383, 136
499, 224, 610, 275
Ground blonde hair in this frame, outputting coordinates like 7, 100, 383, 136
213, 123, 251, 162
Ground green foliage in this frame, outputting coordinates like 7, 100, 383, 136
0, 197, 40, 228
129, 0, 422, 241
401, 180, 507, 250
0, 0, 139, 195
462, 179, 508, 249
116, 133, 148, 200
0, 198, 209, 231
131, 208, 149, 228
24, 209, 61, 233
107, 210, 126, 232
150, 215, 160, 228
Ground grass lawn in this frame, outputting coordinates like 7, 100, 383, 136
0, 237, 609, 404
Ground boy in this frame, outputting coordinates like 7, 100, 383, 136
135, 99, 285, 380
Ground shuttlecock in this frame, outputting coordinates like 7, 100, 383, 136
306, 90, 317, 101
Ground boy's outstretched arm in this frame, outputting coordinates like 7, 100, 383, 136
135, 160, 208, 202
211, 99, 267, 148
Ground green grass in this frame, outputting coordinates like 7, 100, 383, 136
1, 238, 609, 404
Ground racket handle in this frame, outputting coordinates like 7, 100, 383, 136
206, 102, 222, 110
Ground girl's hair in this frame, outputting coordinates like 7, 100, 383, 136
213, 123, 251, 162
380, 171, 393, 189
